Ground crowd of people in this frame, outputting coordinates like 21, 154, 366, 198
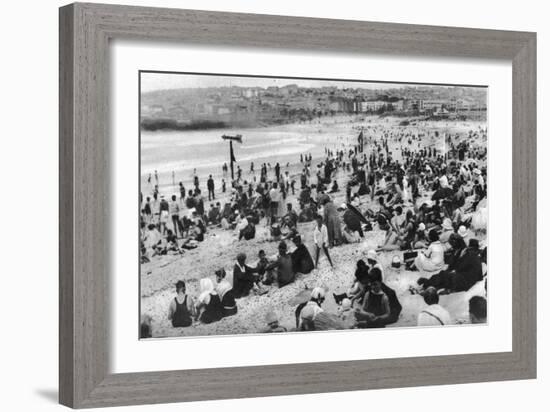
140, 119, 489, 337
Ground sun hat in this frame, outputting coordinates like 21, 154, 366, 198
442, 218, 453, 231
418, 222, 426, 232
457, 225, 468, 238
340, 203, 348, 209
341, 298, 352, 310
366, 249, 378, 262
311, 287, 326, 300
391, 255, 402, 268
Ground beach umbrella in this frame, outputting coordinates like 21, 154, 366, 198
346, 203, 368, 224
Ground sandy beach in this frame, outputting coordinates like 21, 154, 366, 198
140, 115, 487, 338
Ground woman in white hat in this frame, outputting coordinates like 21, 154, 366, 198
439, 217, 455, 247
412, 229, 445, 273
298, 287, 326, 331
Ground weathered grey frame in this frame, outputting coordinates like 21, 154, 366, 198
59, 2, 536, 408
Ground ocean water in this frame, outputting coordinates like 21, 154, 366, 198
139, 118, 356, 195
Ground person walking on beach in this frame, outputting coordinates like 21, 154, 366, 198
154, 170, 159, 186
313, 215, 334, 269
207, 175, 215, 201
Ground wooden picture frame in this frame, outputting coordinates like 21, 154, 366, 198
59, 2, 536, 408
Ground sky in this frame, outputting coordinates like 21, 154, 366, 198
140, 72, 438, 93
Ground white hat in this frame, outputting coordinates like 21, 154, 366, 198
473, 168, 482, 175
457, 225, 468, 238
311, 287, 326, 300
418, 223, 426, 231
341, 298, 352, 310
340, 203, 348, 209
366, 249, 378, 262
442, 218, 453, 231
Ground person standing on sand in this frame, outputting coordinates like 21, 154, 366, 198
169, 195, 181, 237
207, 174, 215, 201
322, 198, 342, 247
313, 215, 334, 269
275, 162, 281, 182
159, 195, 170, 234
179, 182, 185, 200
269, 183, 281, 221
168, 280, 195, 328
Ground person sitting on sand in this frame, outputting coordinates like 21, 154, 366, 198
439, 218, 455, 247
355, 269, 391, 329
140, 314, 153, 338
281, 218, 299, 241
215, 269, 237, 317
416, 237, 483, 294
233, 253, 260, 298
411, 229, 445, 272
366, 249, 384, 281
164, 229, 182, 254
413, 223, 428, 249
417, 286, 451, 326
168, 280, 195, 328
195, 278, 224, 324
345, 260, 370, 304
342, 203, 364, 238
261, 311, 287, 333
469, 295, 487, 324
207, 203, 221, 225
330, 180, 339, 193
298, 287, 326, 331
264, 241, 296, 287
282, 203, 298, 228
143, 223, 162, 259
342, 223, 361, 244
290, 235, 315, 275
378, 205, 407, 252
337, 298, 356, 328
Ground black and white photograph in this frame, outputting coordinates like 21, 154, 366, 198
139, 72, 488, 339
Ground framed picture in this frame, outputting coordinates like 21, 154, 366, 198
59, 2, 536, 408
